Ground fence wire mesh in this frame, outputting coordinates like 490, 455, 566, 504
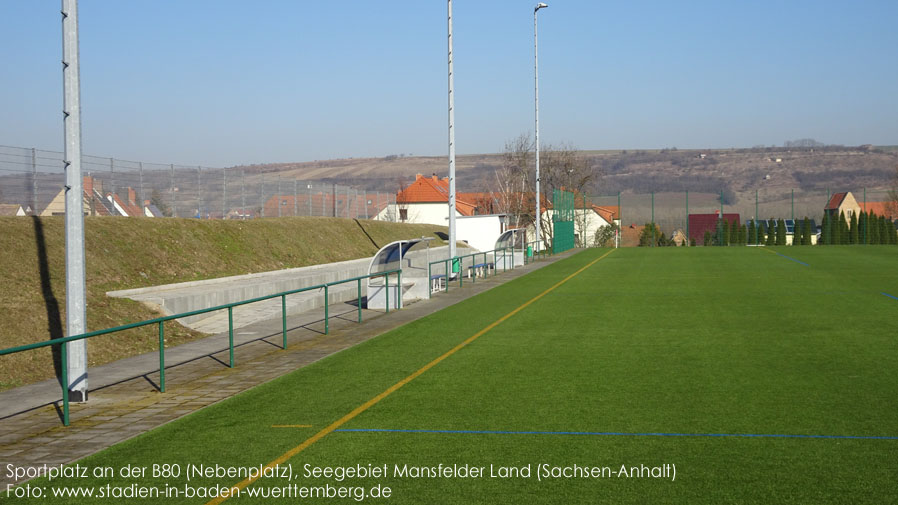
0, 145, 396, 220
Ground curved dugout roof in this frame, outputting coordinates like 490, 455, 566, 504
367, 239, 426, 281
495, 229, 525, 250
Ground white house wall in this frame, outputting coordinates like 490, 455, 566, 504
456, 215, 504, 252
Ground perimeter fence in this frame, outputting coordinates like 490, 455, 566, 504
590, 188, 896, 246
0, 145, 396, 220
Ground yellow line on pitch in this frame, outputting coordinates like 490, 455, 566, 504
270, 425, 312, 428
206, 249, 614, 505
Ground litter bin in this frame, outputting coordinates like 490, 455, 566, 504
527, 246, 533, 258
451, 257, 461, 273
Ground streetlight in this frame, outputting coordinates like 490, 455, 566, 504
534, 2, 548, 253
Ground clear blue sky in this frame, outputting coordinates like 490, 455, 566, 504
1, 1, 896, 167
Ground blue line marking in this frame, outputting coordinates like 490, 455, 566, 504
882, 292, 898, 301
334, 428, 897, 441
775, 252, 809, 267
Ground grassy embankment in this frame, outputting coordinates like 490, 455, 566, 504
0, 216, 447, 391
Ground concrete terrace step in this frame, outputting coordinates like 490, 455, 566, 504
107, 245, 463, 333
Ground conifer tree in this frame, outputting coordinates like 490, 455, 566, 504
859, 211, 867, 245
703, 230, 712, 246
776, 218, 787, 245
881, 217, 891, 245
757, 221, 765, 245
730, 219, 739, 245
870, 212, 880, 245
802, 216, 812, 245
722, 219, 730, 246
820, 213, 829, 245
748, 219, 756, 244
740, 224, 747, 245
849, 212, 859, 244
793, 219, 802, 246
766, 219, 776, 246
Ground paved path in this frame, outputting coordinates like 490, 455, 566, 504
0, 252, 573, 486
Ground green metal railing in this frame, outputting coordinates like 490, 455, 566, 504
0, 268, 401, 427
523, 239, 552, 265
427, 247, 519, 299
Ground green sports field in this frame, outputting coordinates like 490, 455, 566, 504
6, 247, 898, 504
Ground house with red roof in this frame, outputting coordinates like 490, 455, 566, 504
826, 191, 897, 222
375, 173, 478, 225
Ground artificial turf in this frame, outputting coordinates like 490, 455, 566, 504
6, 247, 898, 504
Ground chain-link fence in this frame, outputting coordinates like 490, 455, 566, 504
0, 145, 397, 220
591, 188, 897, 246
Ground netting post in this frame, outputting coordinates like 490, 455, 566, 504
228, 307, 234, 367
158, 321, 165, 392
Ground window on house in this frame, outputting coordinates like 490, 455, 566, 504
399, 208, 408, 221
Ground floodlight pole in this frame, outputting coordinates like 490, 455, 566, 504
62, 0, 88, 402
447, 0, 457, 262
534, 3, 548, 253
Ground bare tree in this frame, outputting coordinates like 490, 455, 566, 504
888, 164, 898, 217
492, 133, 534, 229
537, 143, 597, 249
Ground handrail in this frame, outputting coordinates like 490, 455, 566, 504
0, 268, 402, 426
426, 247, 515, 299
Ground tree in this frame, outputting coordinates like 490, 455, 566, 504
729, 219, 739, 245
495, 133, 534, 230
838, 211, 848, 245
721, 219, 730, 246
748, 219, 756, 244
858, 211, 867, 245
888, 163, 898, 218
639, 223, 661, 247
802, 216, 812, 245
766, 219, 776, 246
870, 212, 880, 245
849, 212, 859, 245
757, 221, 766, 245
594, 224, 618, 248
776, 218, 787, 245
820, 212, 829, 245
537, 142, 598, 251
703, 230, 712, 246
149, 189, 173, 217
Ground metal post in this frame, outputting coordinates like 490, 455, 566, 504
617, 191, 621, 248
61, 342, 69, 425
110, 157, 116, 207
534, 2, 547, 254
277, 175, 282, 218
448, 0, 457, 263
308, 183, 313, 216
324, 285, 329, 334
281, 295, 287, 349
720, 189, 724, 246
222, 168, 227, 219
357, 279, 362, 322
228, 307, 234, 367
139, 161, 144, 214
197, 166, 202, 219
31, 148, 38, 214
651, 191, 655, 247
385, 274, 390, 314
293, 179, 298, 216
755, 189, 759, 246
169, 163, 175, 217
260, 174, 265, 218
791, 189, 794, 222
864, 187, 867, 245
397, 269, 402, 309
62, 0, 88, 402
241, 170, 246, 219
158, 321, 165, 392
332, 184, 336, 217
685, 190, 689, 246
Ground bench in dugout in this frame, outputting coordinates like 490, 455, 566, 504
467, 262, 494, 279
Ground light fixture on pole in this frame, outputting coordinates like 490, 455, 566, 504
534, 2, 547, 252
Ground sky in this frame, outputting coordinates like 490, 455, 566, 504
1, 0, 896, 167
